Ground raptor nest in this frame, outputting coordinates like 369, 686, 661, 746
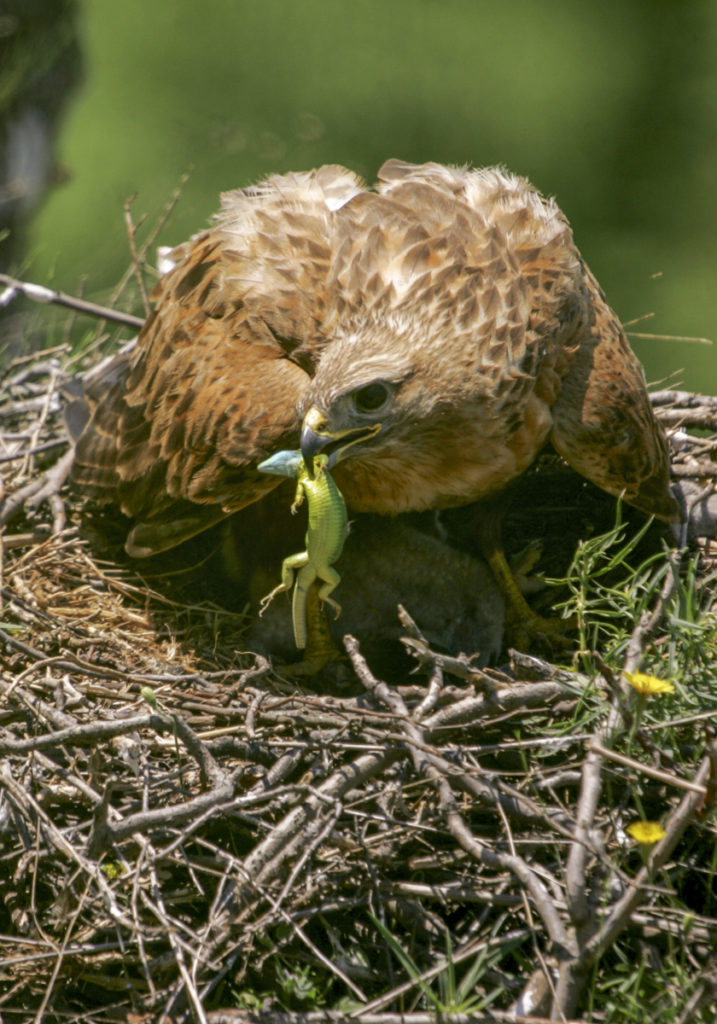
1, 342, 717, 1024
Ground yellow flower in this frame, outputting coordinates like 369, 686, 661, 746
627, 821, 667, 844
623, 671, 675, 695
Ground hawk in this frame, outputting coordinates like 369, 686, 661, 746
73, 159, 678, 646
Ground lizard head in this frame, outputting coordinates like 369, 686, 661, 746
257, 448, 331, 481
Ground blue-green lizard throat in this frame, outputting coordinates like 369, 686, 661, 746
257, 450, 348, 650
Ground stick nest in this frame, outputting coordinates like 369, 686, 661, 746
1, 344, 717, 1024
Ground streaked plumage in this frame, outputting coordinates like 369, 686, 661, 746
73, 159, 678, 571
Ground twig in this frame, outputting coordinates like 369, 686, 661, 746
0, 438, 68, 463
107, 173, 189, 318
0, 272, 144, 329
0, 447, 74, 526
650, 389, 717, 408
32, 873, 95, 1024
588, 739, 708, 795
344, 635, 573, 955
0, 710, 157, 755
585, 752, 713, 963
124, 193, 151, 316
0, 763, 138, 932
623, 547, 682, 672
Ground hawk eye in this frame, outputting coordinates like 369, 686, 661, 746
352, 382, 390, 414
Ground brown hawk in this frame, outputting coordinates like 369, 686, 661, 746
72, 159, 678, 647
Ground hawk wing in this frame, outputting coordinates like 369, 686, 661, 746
73, 159, 677, 562
72, 166, 364, 556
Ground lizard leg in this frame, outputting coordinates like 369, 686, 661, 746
316, 566, 342, 619
259, 552, 307, 617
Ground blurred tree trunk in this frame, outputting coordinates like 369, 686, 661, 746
0, 0, 82, 357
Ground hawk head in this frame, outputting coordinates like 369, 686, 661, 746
297, 316, 538, 515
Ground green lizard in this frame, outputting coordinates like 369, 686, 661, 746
257, 449, 348, 651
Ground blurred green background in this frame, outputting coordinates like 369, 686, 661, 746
27, 0, 717, 389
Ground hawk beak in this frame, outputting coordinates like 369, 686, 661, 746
300, 406, 381, 477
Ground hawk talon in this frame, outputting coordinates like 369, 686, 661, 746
484, 534, 577, 655
506, 608, 577, 655
281, 579, 344, 676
